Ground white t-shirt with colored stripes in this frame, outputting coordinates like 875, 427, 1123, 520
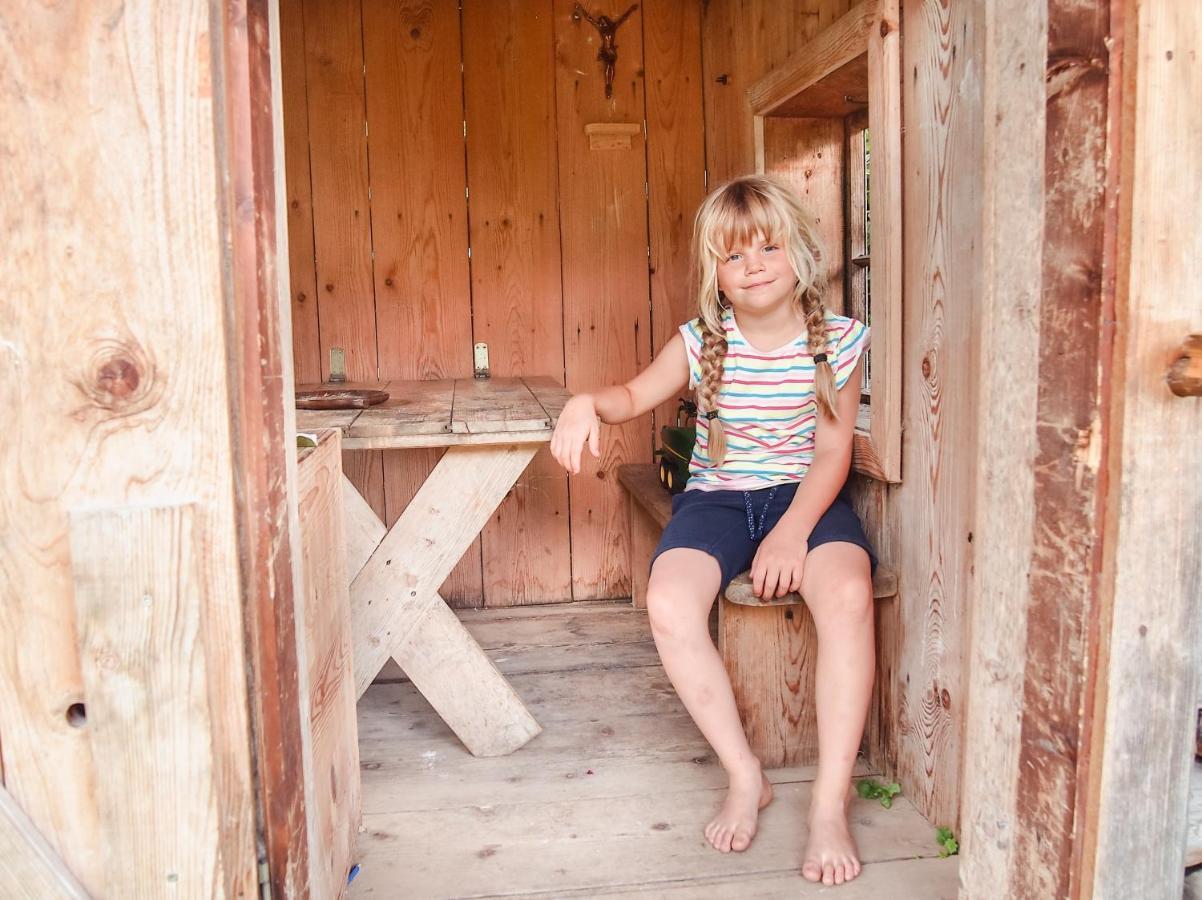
679, 307, 869, 491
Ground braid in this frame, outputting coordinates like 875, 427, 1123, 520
801, 284, 840, 420
697, 317, 730, 466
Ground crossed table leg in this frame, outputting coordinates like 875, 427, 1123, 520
342, 443, 542, 757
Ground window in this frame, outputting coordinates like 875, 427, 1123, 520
749, 0, 901, 482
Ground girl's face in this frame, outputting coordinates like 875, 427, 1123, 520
715, 232, 799, 314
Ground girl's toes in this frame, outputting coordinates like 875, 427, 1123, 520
823, 862, 835, 886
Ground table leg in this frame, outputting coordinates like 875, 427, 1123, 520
343, 446, 543, 757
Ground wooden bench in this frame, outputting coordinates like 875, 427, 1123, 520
619, 462, 898, 767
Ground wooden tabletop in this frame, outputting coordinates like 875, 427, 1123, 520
295, 376, 571, 450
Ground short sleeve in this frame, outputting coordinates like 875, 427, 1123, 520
832, 317, 870, 391
678, 319, 704, 390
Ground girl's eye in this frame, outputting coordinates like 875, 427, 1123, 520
763, 244, 779, 253
726, 253, 742, 262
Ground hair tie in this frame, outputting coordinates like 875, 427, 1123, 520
813, 352, 828, 364
704, 410, 719, 420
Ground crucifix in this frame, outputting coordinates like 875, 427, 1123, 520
572, 3, 639, 100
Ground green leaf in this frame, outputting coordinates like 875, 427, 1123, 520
856, 779, 876, 799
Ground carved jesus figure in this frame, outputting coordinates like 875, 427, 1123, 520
573, 3, 639, 99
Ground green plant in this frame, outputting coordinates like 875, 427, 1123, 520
935, 826, 959, 858
855, 778, 901, 808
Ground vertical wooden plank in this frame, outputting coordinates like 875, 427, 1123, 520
957, 0, 1045, 888
279, 0, 322, 385
867, 0, 902, 481
364, 0, 481, 606
555, 0, 652, 599
0, 3, 258, 894
302, 0, 385, 524
222, 0, 316, 893
701, 0, 745, 185
69, 506, 222, 897
644, 0, 708, 441
893, 0, 985, 828
1085, 0, 1202, 894
763, 117, 846, 314
297, 432, 361, 893
463, 0, 572, 606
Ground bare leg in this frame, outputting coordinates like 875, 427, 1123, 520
644, 549, 773, 853
797, 542, 875, 886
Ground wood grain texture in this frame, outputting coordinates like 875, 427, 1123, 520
279, 0, 321, 385
296, 432, 361, 893
463, 0, 572, 608
69, 505, 222, 897
300, 0, 385, 525
361, 0, 481, 604
1086, 0, 1202, 894
957, 0, 1045, 890
0, 786, 89, 900
893, 0, 986, 830
0, 3, 257, 893
866, 0, 902, 482
644, 0, 707, 438
555, 0, 652, 599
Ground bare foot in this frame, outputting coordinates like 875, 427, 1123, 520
801, 801, 861, 885
704, 768, 773, 853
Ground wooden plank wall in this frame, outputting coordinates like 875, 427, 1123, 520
281, 0, 705, 604
1, 3, 262, 894
702, 0, 977, 829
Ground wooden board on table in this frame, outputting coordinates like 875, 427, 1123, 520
554, 0, 652, 601
362, 0, 480, 604
301, 0, 384, 523
463, 1, 572, 607
278, 0, 321, 385
296, 432, 360, 892
644, 0, 708, 441
451, 378, 552, 434
346, 380, 455, 440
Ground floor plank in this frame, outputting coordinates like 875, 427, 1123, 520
350, 600, 953, 897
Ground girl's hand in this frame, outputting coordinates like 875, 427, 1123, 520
750, 527, 808, 599
550, 394, 601, 474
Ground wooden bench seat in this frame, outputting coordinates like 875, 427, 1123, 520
619, 461, 898, 767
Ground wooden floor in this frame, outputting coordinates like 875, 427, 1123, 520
350, 601, 959, 898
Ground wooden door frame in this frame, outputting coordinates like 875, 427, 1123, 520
960, 1, 1200, 897
216, 0, 316, 895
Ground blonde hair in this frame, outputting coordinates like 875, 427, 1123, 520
690, 174, 838, 467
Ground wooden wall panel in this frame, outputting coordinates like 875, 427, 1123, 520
554, 0, 652, 600
892, 0, 978, 826
1, 3, 259, 891
644, 0, 707, 439
280, 0, 321, 385
301, 0, 386, 522
362, 0, 481, 605
463, 0, 572, 607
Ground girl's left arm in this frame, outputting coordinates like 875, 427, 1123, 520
750, 357, 863, 598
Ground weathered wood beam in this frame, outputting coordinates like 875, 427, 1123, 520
0, 787, 89, 900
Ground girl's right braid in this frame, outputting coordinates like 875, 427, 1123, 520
697, 318, 730, 466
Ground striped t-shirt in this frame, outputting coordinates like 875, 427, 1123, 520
679, 308, 869, 491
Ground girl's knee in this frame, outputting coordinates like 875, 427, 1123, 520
806, 573, 874, 627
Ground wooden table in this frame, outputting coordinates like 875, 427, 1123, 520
297, 377, 570, 757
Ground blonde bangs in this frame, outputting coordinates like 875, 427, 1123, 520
700, 184, 793, 262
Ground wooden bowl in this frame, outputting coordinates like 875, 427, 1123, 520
295, 388, 390, 410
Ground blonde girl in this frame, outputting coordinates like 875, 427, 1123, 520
551, 174, 876, 887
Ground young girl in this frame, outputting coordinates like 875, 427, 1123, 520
550, 174, 876, 887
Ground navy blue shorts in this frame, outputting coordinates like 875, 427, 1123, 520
650, 481, 877, 591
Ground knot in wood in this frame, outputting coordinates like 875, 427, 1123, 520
80, 338, 158, 413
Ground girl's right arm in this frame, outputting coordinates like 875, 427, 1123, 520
550, 332, 690, 474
